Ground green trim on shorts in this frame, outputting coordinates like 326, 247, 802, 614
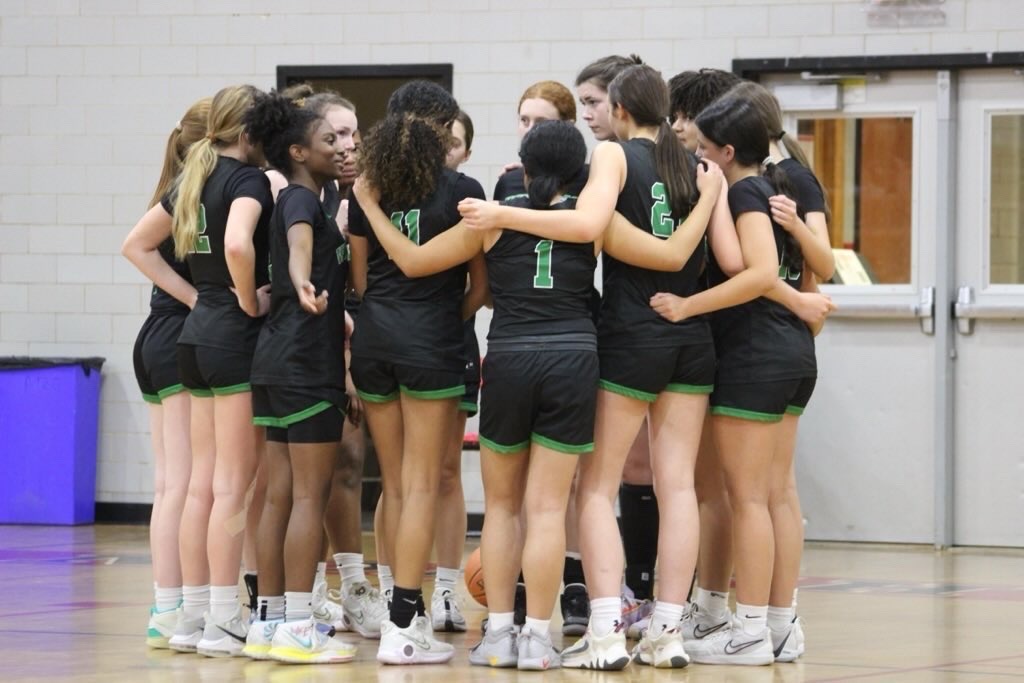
711, 406, 784, 423
598, 379, 656, 403
253, 400, 334, 428
479, 435, 530, 454
188, 388, 215, 398
785, 405, 805, 416
356, 389, 400, 404
531, 432, 594, 455
156, 383, 187, 400
211, 382, 251, 396
665, 382, 714, 395
458, 400, 478, 414
399, 384, 465, 400
141, 392, 161, 405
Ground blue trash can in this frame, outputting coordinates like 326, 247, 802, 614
0, 357, 104, 525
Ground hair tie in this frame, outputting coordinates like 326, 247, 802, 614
294, 97, 307, 108
205, 132, 217, 142
778, 129, 786, 139
761, 156, 773, 170
174, 120, 182, 132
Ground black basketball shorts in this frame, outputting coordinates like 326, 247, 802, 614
133, 313, 187, 404
710, 376, 817, 423
598, 341, 716, 403
479, 348, 599, 456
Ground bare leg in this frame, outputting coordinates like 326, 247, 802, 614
362, 401, 404, 580
433, 411, 467, 571
283, 442, 338, 593
479, 445, 528, 615
769, 415, 803, 607
256, 440, 291, 598
325, 422, 365, 556
179, 395, 214, 588
152, 394, 192, 590
695, 411, 733, 593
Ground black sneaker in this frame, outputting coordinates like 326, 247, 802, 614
560, 582, 589, 636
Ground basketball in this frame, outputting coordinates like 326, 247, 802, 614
464, 547, 486, 606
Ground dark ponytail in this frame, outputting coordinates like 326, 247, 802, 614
243, 89, 321, 178
519, 120, 586, 209
608, 65, 697, 216
697, 95, 803, 273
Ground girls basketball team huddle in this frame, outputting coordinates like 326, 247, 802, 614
123, 53, 837, 670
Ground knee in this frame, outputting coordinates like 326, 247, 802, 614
334, 445, 364, 490
438, 463, 462, 498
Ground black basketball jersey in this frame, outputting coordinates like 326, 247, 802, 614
486, 196, 596, 342
166, 156, 274, 351
598, 138, 710, 348
148, 236, 192, 315
322, 179, 342, 223
779, 158, 826, 215
251, 184, 348, 389
347, 169, 486, 371
492, 165, 590, 202
709, 175, 816, 382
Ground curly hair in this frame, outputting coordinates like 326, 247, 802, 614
667, 68, 741, 120
386, 80, 458, 124
243, 89, 321, 178
358, 113, 448, 208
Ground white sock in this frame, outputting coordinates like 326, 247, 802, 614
209, 585, 238, 622
182, 584, 209, 620
589, 596, 622, 637
767, 605, 795, 633
566, 551, 581, 561
315, 562, 327, 586
335, 552, 367, 589
434, 566, 459, 596
257, 595, 285, 622
379, 564, 394, 593
155, 585, 182, 612
695, 587, 730, 619
524, 616, 550, 636
285, 591, 313, 622
649, 600, 685, 638
735, 602, 768, 636
792, 588, 799, 610
488, 611, 514, 631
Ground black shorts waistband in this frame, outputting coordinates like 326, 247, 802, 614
487, 332, 597, 353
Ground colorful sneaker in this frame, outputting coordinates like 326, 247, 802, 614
268, 618, 357, 664
560, 583, 589, 636
147, 604, 179, 649
771, 616, 805, 662
687, 622, 774, 666
242, 619, 281, 660
312, 578, 346, 632
468, 624, 518, 668
680, 602, 731, 652
561, 626, 631, 670
621, 589, 654, 640
197, 608, 249, 657
632, 626, 689, 668
332, 581, 388, 639
431, 588, 467, 633
168, 611, 204, 652
517, 627, 560, 671
376, 615, 455, 665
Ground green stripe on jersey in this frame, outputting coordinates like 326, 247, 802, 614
531, 433, 593, 455
598, 379, 657, 403
479, 435, 530, 454
156, 383, 187, 400
356, 389, 400, 404
399, 384, 465, 400
711, 406, 783, 423
141, 392, 161, 405
211, 382, 251, 396
188, 388, 214, 398
785, 405, 805, 416
253, 400, 334, 428
665, 382, 714, 395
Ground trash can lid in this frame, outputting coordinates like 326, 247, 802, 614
0, 356, 105, 371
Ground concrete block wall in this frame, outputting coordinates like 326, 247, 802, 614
1, 0, 1022, 510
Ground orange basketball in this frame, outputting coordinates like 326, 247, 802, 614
464, 547, 486, 606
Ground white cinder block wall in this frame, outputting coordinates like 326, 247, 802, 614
1, 0, 1021, 511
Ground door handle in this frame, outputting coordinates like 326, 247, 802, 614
954, 285, 1024, 335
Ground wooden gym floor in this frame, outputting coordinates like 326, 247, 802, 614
1, 525, 1023, 682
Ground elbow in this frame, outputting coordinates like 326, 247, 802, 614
755, 266, 778, 294
224, 238, 249, 260
722, 258, 745, 278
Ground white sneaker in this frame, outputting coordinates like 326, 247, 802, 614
771, 616, 805, 662
680, 602, 732, 651
517, 627, 560, 671
242, 619, 280, 660
626, 614, 650, 640
333, 581, 388, 638
268, 618, 358, 664
146, 604, 178, 649
687, 622, 774, 666
632, 626, 689, 668
469, 624, 518, 668
561, 626, 631, 670
431, 588, 467, 633
312, 578, 346, 632
167, 611, 204, 652
197, 608, 248, 657
376, 615, 455, 665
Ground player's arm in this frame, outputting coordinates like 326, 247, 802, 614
286, 221, 328, 316
457, 141, 624, 243
121, 203, 198, 309
349, 234, 368, 298
769, 196, 834, 281
707, 180, 744, 276
225, 197, 268, 317
601, 161, 722, 271
352, 177, 484, 278
650, 211, 778, 322
462, 253, 491, 319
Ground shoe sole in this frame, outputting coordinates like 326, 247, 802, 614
146, 635, 171, 649
518, 657, 560, 670
268, 646, 355, 664
562, 655, 631, 671
197, 638, 244, 658
469, 656, 517, 668
561, 622, 587, 636
692, 653, 773, 666
241, 644, 272, 660
377, 650, 455, 665
433, 617, 467, 633
168, 640, 199, 653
